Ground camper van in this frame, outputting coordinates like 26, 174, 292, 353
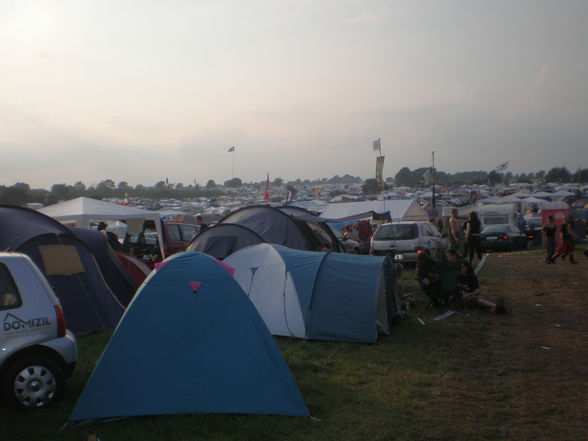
477, 204, 517, 229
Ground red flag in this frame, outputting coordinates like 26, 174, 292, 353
262, 173, 270, 201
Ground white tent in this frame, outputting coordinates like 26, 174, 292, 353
224, 243, 401, 343
39, 197, 165, 257
319, 199, 427, 222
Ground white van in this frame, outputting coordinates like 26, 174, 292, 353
0, 253, 77, 409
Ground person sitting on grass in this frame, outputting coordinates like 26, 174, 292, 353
457, 260, 506, 314
416, 251, 442, 305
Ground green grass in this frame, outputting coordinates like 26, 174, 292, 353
1, 259, 523, 441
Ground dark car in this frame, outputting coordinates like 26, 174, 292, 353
125, 221, 200, 264
524, 217, 543, 246
164, 222, 200, 255
480, 224, 528, 251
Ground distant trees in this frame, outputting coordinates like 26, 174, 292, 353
572, 168, 588, 183
0, 183, 31, 206
394, 167, 418, 187
362, 178, 380, 195
545, 167, 572, 183
487, 170, 503, 186
1, 166, 587, 208
224, 178, 242, 188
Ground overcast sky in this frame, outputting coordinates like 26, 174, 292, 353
1, 0, 587, 189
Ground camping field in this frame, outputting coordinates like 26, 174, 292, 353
2, 250, 587, 441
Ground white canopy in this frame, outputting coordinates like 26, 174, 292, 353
320, 199, 427, 222
39, 197, 165, 257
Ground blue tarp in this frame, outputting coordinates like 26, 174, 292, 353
69, 252, 309, 421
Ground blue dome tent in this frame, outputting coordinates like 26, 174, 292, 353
69, 252, 309, 421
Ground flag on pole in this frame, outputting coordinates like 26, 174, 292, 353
375, 155, 385, 189
285, 185, 298, 204
419, 168, 432, 184
496, 161, 509, 171
227, 146, 235, 152
262, 173, 270, 201
372, 138, 381, 152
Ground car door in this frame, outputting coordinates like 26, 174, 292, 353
425, 223, 442, 255
165, 223, 184, 255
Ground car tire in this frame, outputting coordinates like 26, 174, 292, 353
2, 355, 65, 410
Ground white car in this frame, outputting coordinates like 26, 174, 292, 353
0, 253, 77, 409
370, 221, 446, 262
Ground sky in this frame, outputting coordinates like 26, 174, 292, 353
1, 0, 587, 189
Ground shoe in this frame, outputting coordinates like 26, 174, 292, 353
570, 256, 577, 264
495, 297, 507, 315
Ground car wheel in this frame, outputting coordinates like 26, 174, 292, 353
2, 355, 65, 410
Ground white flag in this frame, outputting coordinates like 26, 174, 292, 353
372, 138, 381, 152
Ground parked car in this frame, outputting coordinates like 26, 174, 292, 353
524, 217, 543, 246
125, 221, 200, 264
370, 221, 445, 262
329, 226, 360, 254
479, 224, 528, 251
163, 222, 200, 255
0, 253, 77, 409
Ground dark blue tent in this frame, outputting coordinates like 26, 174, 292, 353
0, 205, 124, 335
69, 252, 309, 421
186, 223, 265, 259
187, 205, 344, 260
68, 226, 137, 306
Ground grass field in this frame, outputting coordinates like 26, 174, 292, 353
2, 249, 587, 441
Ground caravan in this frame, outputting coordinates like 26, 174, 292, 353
477, 204, 518, 229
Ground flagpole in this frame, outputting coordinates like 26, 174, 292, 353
432, 151, 436, 217
232, 150, 235, 179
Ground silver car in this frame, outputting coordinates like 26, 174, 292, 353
0, 253, 77, 409
370, 221, 445, 262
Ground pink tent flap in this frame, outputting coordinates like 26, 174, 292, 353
212, 257, 236, 277
188, 281, 202, 292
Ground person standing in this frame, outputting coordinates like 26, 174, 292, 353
196, 215, 208, 232
542, 215, 557, 264
464, 211, 482, 263
449, 209, 461, 250
555, 215, 577, 264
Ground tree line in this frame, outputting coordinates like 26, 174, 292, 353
1, 167, 586, 206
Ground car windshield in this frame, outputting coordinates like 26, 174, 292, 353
527, 218, 542, 227
374, 224, 418, 240
482, 225, 514, 234
330, 227, 345, 241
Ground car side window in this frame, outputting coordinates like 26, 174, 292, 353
167, 224, 182, 241
421, 224, 432, 237
428, 223, 441, 237
0, 263, 22, 309
179, 225, 198, 243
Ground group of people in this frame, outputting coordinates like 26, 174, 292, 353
416, 247, 506, 314
541, 214, 580, 264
